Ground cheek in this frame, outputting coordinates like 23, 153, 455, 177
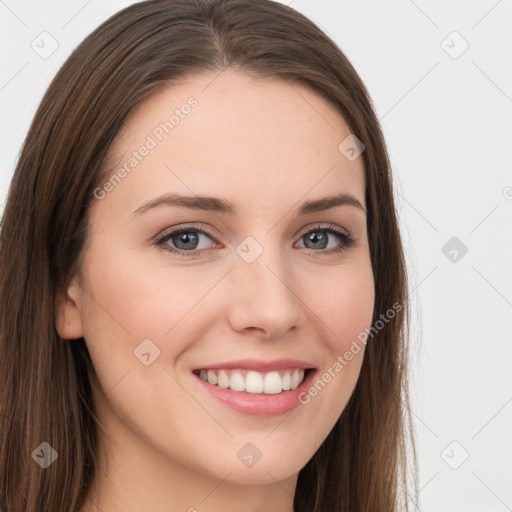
313, 259, 375, 352
79, 243, 226, 367
290, 260, 374, 451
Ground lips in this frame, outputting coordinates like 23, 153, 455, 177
189, 358, 318, 415
191, 358, 316, 373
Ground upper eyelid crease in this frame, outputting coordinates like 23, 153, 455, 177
130, 192, 366, 219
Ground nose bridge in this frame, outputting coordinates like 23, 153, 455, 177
228, 234, 303, 335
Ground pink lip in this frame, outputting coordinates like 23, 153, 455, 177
192, 368, 318, 417
191, 358, 316, 372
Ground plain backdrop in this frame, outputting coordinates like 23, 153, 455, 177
1, 1, 511, 510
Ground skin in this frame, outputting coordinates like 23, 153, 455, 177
56, 69, 375, 512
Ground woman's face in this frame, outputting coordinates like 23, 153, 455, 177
59, 70, 374, 490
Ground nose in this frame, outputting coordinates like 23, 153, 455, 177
227, 245, 304, 339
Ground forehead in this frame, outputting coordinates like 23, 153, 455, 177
100, 69, 365, 214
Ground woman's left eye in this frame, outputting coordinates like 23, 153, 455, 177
295, 224, 355, 255
155, 224, 355, 258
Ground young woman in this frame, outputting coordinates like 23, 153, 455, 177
0, 1, 418, 510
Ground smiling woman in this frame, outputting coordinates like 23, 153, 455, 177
0, 1, 418, 512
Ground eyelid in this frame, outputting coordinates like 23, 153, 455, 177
293, 222, 350, 239
155, 223, 216, 239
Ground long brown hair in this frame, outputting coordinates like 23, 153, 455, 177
0, 0, 418, 510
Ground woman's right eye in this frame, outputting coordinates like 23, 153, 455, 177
156, 227, 217, 258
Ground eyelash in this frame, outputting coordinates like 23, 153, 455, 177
155, 224, 355, 259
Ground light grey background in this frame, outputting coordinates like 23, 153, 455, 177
1, 1, 511, 510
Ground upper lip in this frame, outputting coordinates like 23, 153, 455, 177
192, 358, 316, 373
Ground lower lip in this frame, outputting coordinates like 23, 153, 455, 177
193, 369, 317, 417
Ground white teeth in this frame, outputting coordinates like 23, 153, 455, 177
229, 372, 245, 392
291, 369, 300, 390
246, 371, 264, 393
263, 371, 283, 394
207, 370, 218, 385
218, 369, 229, 389
282, 372, 291, 391
197, 368, 306, 394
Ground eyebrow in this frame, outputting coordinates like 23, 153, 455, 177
130, 192, 366, 218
